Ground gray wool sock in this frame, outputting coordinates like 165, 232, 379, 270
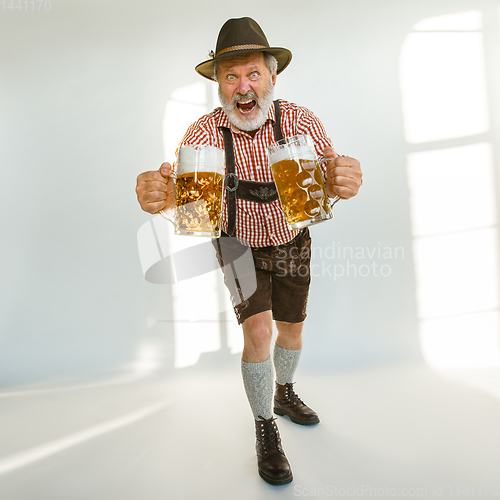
241, 356, 274, 420
273, 343, 302, 385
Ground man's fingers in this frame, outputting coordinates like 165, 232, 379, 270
331, 185, 354, 199
328, 175, 360, 198
135, 178, 169, 201
136, 163, 175, 214
137, 170, 169, 185
143, 200, 168, 215
332, 156, 359, 168
159, 162, 173, 178
331, 174, 359, 187
141, 190, 167, 204
329, 166, 356, 178
323, 146, 339, 159
324, 154, 362, 199
328, 158, 362, 180
144, 180, 170, 193
138, 161, 174, 184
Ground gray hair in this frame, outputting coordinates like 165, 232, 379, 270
213, 52, 278, 81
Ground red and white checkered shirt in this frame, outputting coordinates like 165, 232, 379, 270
174, 99, 333, 248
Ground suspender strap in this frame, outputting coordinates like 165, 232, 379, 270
220, 127, 237, 237
273, 100, 284, 142
219, 100, 284, 238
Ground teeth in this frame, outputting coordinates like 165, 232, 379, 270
238, 99, 254, 104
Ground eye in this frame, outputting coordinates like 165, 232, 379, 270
225, 74, 236, 82
249, 71, 260, 79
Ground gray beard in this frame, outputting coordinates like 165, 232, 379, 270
218, 81, 275, 132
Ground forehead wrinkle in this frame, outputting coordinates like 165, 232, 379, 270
223, 64, 261, 73
219, 53, 266, 72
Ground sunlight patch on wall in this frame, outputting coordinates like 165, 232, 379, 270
413, 228, 499, 320
400, 31, 489, 143
412, 11, 482, 31
401, 10, 500, 369
170, 233, 221, 368
162, 82, 207, 164
132, 342, 162, 374
420, 312, 500, 369
407, 143, 496, 236
161, 81, 242, 368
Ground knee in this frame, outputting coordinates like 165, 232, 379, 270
279, 321, 303, 336
276, 321, 303, 345
243, 316, 273, 347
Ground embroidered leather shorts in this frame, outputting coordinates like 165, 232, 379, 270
212, 228, 312, 325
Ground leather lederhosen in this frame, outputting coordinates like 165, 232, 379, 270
218, 100, 284, 237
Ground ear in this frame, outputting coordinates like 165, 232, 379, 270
272, 72, 277, 86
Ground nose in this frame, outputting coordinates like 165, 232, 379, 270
236, 77, 252, 96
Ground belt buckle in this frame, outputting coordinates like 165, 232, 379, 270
225, 172, 239, 192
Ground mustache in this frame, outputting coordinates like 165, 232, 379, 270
232, 91, 259, 106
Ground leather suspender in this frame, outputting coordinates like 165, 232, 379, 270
219, 100, 284, 237
273, 99, 284, 142
221, 126, 238, 238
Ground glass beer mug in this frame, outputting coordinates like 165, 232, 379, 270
160, 145, 225, 238
267, 134, 340, 230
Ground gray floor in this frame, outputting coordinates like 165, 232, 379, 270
1, 359, 499, 500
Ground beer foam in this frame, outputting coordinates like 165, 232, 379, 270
177, 145, 225, 175
268, 144, 316, 165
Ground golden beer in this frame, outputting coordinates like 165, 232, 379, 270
163, 145, 226, 237
175, 171, 224, 235
271, 158, 331, 227
268, 135, 333, 230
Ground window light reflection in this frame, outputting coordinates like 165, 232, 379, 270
401, 10, 500, 370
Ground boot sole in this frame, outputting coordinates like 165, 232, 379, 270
274, 407, 320, 426
259, 469, 293, 486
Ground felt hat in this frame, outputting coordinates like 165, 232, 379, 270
195, 17, 292, 80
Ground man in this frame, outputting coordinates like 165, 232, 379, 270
136, 17, 362, 485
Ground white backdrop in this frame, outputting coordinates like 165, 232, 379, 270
0, 0, 499, 385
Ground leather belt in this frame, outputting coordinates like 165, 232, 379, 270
225, 176, 277, 203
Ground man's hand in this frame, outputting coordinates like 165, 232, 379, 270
323, 146, 362, 200
136, 163, 175, 214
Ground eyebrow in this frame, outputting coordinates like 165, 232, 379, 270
222, 65, 261, 73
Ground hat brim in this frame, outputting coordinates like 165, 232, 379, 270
195, 47, 292, 81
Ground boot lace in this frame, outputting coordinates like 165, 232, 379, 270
284, 382, 304, 405
256, 415, 282, 454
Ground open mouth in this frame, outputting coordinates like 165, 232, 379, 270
236, 99, 257, 114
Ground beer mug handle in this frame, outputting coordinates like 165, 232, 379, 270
159, 208, 175, 225
329, 195, 342, 207
319, 157, 342, 207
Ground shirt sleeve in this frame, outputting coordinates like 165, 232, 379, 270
295, 106, 334, 180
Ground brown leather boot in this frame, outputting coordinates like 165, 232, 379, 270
255, 416, 293, 485
274, 382, 320, 425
